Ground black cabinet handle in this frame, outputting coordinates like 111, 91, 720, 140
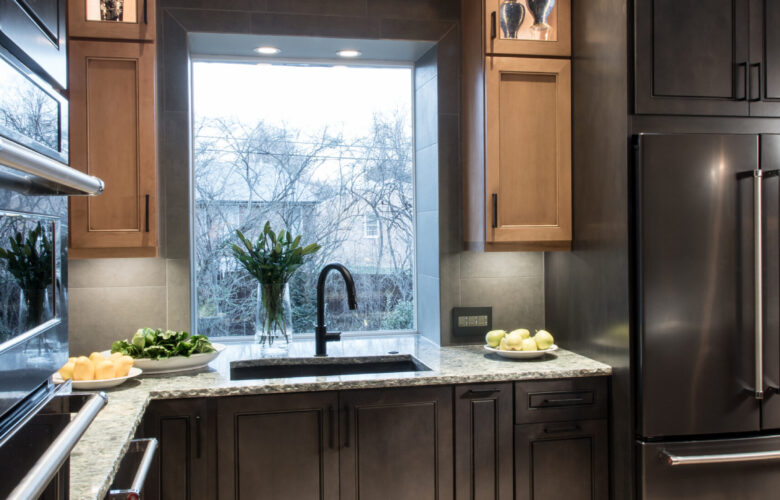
542, 397, 585, 405
194, 415, 201, 459
491, 12, 497, 40
751, 63, 762, 102
328, 406, 335, 449
492, 193, 498, 228
344, 406, 351, 448
736, 62, 748, 101
544, 423, 580, 434
143, 0, 148, 24
144, 194, 150, 232
462, 389, 500, 399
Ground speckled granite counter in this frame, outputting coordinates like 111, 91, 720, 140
69, 335, 610, 499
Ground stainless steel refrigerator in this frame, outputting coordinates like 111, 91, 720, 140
635, 133, 780, 498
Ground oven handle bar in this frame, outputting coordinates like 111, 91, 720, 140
106, 438, 158, 500
7, 391, 108, 500
0, 137, 105, 196
662, 448, 780, 466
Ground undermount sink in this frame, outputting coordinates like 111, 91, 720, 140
230, 354, 431, 380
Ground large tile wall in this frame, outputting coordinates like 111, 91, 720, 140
67, 0, 545, 351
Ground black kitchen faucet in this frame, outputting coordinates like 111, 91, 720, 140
314, 263, 357, 356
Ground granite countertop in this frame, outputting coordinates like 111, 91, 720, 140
69, 335, 611, 499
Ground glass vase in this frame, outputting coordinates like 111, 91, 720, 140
18, 288, 51, 331
255, 282, 292, 356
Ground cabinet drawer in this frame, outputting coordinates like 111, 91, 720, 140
515, 377, 607, 424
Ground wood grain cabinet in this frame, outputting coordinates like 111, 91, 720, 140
454, 384, 514, 500
339, 386, 453, 500
463, 55, 572, 251
483, 0, 570, 57
142, 398, 214, 500
68, 39, 158, 258
635, 0, 780, 117
217, 392, 339, 500
68, 0, 155, 41
515, 419, 608, 500
463, 0, 572, 251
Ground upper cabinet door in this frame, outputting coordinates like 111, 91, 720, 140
485, 57, 571, 246
749, 0, 780, 116
0, 0, 67, 87
68, 0, 155, 41
485, 0, 570, 56
68, 40, 158, 258
634, 0, 750, 116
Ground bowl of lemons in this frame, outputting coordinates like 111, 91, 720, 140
483, 328, 558, 359
53, 352, 141, 389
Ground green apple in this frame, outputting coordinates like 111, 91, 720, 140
504, 331, 525, 350
509, 328, 531, 340
534, 330, 555, 350
485, 329, 507, 348
521, 338, 538, 351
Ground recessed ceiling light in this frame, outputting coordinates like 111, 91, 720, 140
337, 49, 362, 58
255, 46, 280, 55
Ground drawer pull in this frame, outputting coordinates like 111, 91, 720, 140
544, 424, 580, 434
529, 391, 594, 408
462, 389, 500, 399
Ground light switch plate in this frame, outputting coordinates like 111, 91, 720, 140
452, 307, 492, 339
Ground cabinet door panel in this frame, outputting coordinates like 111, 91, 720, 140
484, 0, 571, 57
143, 398, 213, 500
749, 0, 780, 116
635, 0, 749, 116
68, 40, 157, 258
340, 386, 453, 500
0, 0, 67, 87
217, 392, 339, 500
515, 420, 608, 500
485, 57, 571, 245
68, 0, 155, 41
454, 384, 513, 500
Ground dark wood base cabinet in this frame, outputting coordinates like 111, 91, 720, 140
140, 378, 609, 500
515, 419, 608, 500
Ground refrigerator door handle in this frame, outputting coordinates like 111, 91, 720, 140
755, 169, 764, 400
661, 448, 780, 466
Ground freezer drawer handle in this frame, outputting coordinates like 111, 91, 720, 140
661, 449, 780, 466
754, 169, 764, 400
7, 392, 108, 500
107, 438, 158, 500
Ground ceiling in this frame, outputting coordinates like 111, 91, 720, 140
189, 33, 435, 64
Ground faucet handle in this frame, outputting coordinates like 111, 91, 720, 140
325, 331, 341, 342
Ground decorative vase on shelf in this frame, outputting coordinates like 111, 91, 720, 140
527, 0, 555, 39
255, 282, 292, 356
499, 0, 526, 39
100, 0, 124, 21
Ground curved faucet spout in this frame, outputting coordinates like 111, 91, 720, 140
315, 263, 358, 356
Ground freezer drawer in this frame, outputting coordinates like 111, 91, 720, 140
639, 435, 780, 499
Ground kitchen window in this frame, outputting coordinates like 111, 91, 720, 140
192, 60, 416, 337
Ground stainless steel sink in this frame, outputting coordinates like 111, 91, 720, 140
229, 354, 431, 380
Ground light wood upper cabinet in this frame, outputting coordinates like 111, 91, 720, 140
68, 40, 158, 258
485, 0, 570, 57
68, 0, 155, 41
485, 57, 571, 247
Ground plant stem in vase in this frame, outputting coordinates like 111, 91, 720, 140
255, 282, 292, 355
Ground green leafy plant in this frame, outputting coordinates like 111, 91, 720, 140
232, 222, 321, 285
111, 327, 215, 359
0, 222, 53, 326
232, 222, 320, 344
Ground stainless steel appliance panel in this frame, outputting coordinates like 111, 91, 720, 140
762, 134, 780, 429
639, 435, 780, 499
637, 134, 760, 438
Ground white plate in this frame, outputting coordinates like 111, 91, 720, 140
53, 367, 142, 390
103, 343, 225, 374
483, 344, 559, 359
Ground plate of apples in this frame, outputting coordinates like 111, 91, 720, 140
483, 329, 558, 359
